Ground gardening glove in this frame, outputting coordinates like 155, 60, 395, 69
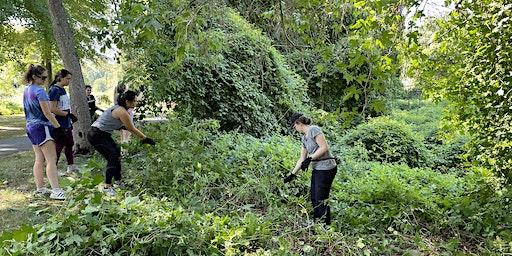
141, 137, 156, 145
67, 113, 78, 123
300, 157, 312, 170
283, 173, 297, 183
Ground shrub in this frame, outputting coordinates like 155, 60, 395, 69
389, 101, 469, 172
342, 116, 429, 167
0, 100, 23, 115
332, 164, 512, 244
332, 164, 462, 233
119, 4, 308, 136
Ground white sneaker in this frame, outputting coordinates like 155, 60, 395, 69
102, 187, 116, 196
49, 188, 66, 200
35, 187, 51, 196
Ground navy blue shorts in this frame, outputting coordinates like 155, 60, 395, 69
26, 124, 54, 146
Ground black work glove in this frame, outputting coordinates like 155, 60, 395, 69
141, 137, 156, 145
67, 113, 78, 123
283, 173, 297, 183
300, 157, 312, 170
54, 127, 66, 138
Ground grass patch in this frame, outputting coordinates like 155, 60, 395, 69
0, 151, 54, 233
0, 151, 91, 233
0, 115, 26, 139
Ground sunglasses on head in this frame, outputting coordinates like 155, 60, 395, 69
35, 75, 48, 80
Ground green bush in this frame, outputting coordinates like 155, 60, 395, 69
389, 101, 469, 172
0, 100, 23, 115
333, 164, 462, 233
389, 101, 444, 140
119, 4, 308, 136
332, 164, 512, 245
342, 116, 429, 167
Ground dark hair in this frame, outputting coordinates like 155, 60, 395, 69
85, 85, 92, 89
50, 69, 72, 87
116, 83, 127, 95
289, 112, 311, 127
117, 90, 138, 108
23, 64, 46, 84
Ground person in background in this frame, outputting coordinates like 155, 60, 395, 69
284, 113, 337, 225
48, 69, 79, 176
87, 90, 156, 196
23, 64, 66, 200
86, 85, 102, 121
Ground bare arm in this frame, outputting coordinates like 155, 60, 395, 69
113, 108, 146, 140
50, 101, 69, 116
310, 133, 328, 160
40, 101, 60, 128
291, 147, 308, 175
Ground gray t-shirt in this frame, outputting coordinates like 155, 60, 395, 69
301, 125, 337, 170
91, 105, 124, 133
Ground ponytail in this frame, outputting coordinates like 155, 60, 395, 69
50, 69, 72, 87
23, 64, 46, 84
297, 115, 311, 125
289, 112, 312, 127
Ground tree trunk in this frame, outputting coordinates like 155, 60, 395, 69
41, 40, 52, 88
46, 0, 92, 153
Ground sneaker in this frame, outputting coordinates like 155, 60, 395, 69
35, 187, 51, 197
49, 188, 66, 200
102, 187, 116, 196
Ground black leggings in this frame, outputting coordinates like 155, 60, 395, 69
311, 167, 337, 225
87, 127, 121, 184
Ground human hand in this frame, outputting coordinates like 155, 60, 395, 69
67, 113, 78, 123
283, 173, 297, 183
300, 157, 312, 170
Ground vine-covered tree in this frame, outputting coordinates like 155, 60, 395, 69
407, 0, 512, 180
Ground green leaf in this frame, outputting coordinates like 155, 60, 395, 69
343, 86, 361, 102
370, 100, 386, 113
84, 205, 99, 214
64, 234, 83, 246
354, 1, 366, 8
124, 196, 141, 207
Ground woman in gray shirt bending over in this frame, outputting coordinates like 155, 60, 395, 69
87, 90, 155, 196
284, 112, 337, 225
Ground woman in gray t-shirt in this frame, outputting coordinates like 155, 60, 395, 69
284, 112, 337, 225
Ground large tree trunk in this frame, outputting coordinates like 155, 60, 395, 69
41, 40, 52, 88
46, 0, 92, 153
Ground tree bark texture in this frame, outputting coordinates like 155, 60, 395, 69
46, 0, 92, 153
